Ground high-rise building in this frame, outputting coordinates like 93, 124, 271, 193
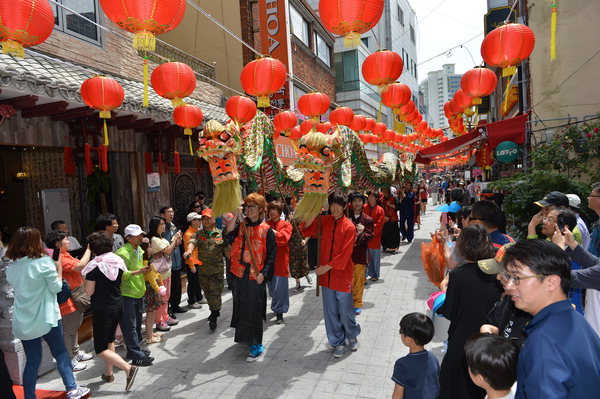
419, 64, 463, 129
307, 0, 419, 160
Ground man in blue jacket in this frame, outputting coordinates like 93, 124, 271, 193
498, 239, 600, 398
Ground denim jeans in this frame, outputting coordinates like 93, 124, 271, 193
366, 248, 381, 280
267, 275, 289, 314
21, 321, 76, 399
321, 286, 361, 347
120, 296, 146, 360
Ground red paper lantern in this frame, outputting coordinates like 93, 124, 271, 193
151, 62, 196, 106
319, 0, 384, 47
461, 67, 497, 105
300, 119, 317, 135
318, 121, 333, 133
453, 89, 474, 111
361, 50, 403, 91
399, 101, 416, 117
382, 83, 412, 111
382, 129, 394, 141
329, 107, 354, 126
81, 76, 124, 146
289, 126, 302, 140
273, 111, 297, 136
240, 56, 287, 108
363, 117, 376, 132
173, 104, 203, 155
99, 0, 186, 51
372, 122, 387, 136
481, 23, 535, 76
298, 92, 330, 122
0, 0, 54, 57
350, 114, 367, 132
415, 121, 428, 133
226, 96, 257, 124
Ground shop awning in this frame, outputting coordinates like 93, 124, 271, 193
415, 129, 484, 165
415, 113, 530, 165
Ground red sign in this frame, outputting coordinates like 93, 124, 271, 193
273, 136, 297, 166
258, 0, 290, 115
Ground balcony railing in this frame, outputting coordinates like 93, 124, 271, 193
141, 41, 216, 83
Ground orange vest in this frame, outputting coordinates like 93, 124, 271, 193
230, 221, 270, 280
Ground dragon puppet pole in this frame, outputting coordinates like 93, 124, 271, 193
316, 215, 321, 297
240, 218, 260, 278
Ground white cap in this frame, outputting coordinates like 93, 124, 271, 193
124, 224, 145, 236
566, 194, 581, 210
187, 212, 202, 222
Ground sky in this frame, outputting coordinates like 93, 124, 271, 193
411, 0, 489, 82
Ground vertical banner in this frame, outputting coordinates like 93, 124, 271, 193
258, 0, 291, 116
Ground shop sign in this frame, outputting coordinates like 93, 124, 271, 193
147, 173, 160, 192
495, 141, 519, 163
273, 135, 296, 166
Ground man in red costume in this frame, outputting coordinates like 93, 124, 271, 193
266, 201, 293, 324
225, 193, 276, 362
301, 191, 360, 358
364, 191, 385, 281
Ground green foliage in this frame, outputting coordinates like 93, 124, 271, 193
489, 171, 594, 239
531, 116, 600, 182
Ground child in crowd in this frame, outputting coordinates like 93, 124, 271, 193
392, 312, 440, 399
464, 333, 519, 399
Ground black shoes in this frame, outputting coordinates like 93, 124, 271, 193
131, 356, 154, 367
208, 310, 220, 330
276, 313, 284, 324
209, 320, 217, 330
171, 307, 188, 314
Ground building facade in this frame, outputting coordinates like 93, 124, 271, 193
419, 64, 463, 129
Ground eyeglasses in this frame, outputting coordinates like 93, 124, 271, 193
468, 216, 484, 221
500, 271, 544, 285
244, 204, 258, 210
194, 204, 201, 208
588, 195, 600, 198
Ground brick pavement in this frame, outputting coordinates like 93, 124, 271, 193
36, 209, 444, 399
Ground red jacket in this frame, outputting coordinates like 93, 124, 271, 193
301, 215, 356, 293
229, 219, 276, 280
363, 204, 385, 249
382, 196, 398, 222
267, 219, 293, 277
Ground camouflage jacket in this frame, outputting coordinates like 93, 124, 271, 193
190, 228, 226, 272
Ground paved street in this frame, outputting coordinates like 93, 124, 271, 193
37, 208, 445, 399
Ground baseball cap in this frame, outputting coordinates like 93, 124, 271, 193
478, 243, 515, 274
201, 208, 214, 218
480, 189, 494, 198
124, 224, 145, 237
187, 212, 202, 222
566, 194, 581, 210
534, 191, 569, 208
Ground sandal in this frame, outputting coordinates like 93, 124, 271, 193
125, 365, 138, 391
101, 374, 114, 383
145, 335, 163, 344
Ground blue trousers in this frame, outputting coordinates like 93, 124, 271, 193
399, 210, 414, 242
120, 296, 146, 361
267, 275, 290, 314
321, 286, 361, 347
367, 248, 381, 279
21, 321, 76, 399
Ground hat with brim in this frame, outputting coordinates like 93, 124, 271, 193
534, 191, 569, 208
566, 194, 581, 210
201, 208, 214, 218
124, 224, 145, 237
187, 212, 202, 222
437, 201, 462, 213
478, 243, 515, 274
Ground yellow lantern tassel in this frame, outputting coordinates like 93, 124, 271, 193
257, 96, 270, 108
172, 98, 185, 107
143, 57, 149, 107
310, 116, 320, 124
502, 79, 512, 114
184, 128, 193, 155
377, 98, 383, 123
2, 39, 25, 58
472, 98, 482, 105
133, 31, 156, 51
103, 120, 109, 146
344, 32, 361, 48
502, 66, 517, 77
550, 1, 557, 61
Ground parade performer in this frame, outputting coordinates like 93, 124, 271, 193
364, 191, 385, 281
183, 209, 227, 330
266, 201, 293, 324
301, 191, 361, 358
197, 120, 243, 217
225, 193, 276, 362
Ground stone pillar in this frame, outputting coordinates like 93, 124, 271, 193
0, 249, 55, 385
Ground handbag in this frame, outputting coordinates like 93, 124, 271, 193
152, 253, 171, 274
70, 283, 91, 313
56, 279, 71, 304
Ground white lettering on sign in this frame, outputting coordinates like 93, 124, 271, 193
265, 0, 280, 53
496, 148, 518, 157
276, 143, 295, 160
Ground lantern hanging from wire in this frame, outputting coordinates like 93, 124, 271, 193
361, 50, 403, 92
0, 0, 54, 58
319, 0, 384, 47
298, 92, 330, 122
240, 56, 287, 108
80, 76, 124, 147
481, 23, 535, 77
173, 104, 203, 155
329, 107, 354, 126
151, 62, 196, 106
225, 96, 257, 125
460, 67, 498, 105
273, 111, 297, 138
349, 114, 367, 133
99, 0, 186, 51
